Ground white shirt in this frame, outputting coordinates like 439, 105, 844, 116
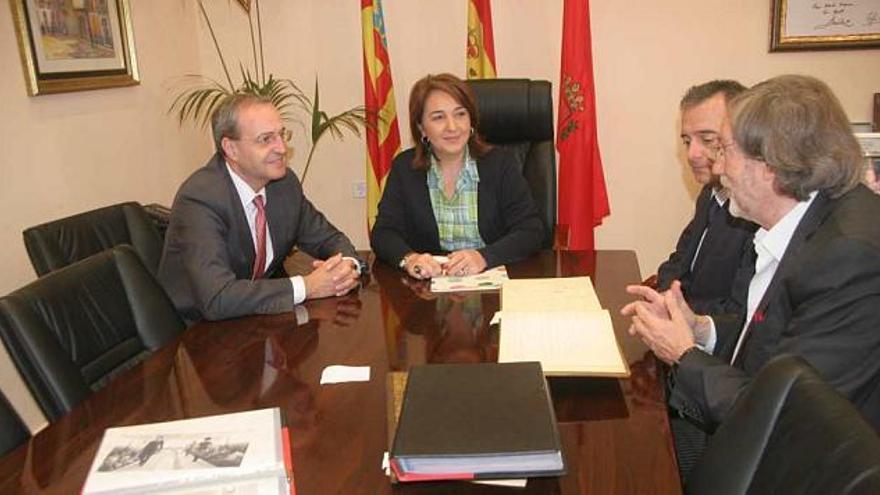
728, 191, 817, 364
226, 163, 307, 305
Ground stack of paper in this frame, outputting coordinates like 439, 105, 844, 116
430, 265, 508, 293
498, 277, 630, 377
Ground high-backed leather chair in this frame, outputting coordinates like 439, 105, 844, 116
23, 202, 163, 277
0, 245, 184, 421
466, 79, 556, 248
687, 355, 880, 495
0, 390, 29, 456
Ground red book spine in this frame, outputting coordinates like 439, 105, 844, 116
282, 427, 296, 495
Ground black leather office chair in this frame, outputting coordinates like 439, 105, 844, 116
0, 245, 184, 422
0, 390, 29, 456
23, 201, 163, 277
687, 355, 880, 495
142, 203, 172, 240
466, 79, 556, 248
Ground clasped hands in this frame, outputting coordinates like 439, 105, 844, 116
402, 250, 487, 280
620, 280, 711, 365
303, 253, 361, 299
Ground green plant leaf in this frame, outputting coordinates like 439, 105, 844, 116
172, 1, 369, 184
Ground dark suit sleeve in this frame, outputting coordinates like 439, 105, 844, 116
172, 190, 295, 321
670, 236, 880, 428
476, 159, 544, 268
370, 160, 413, 266
688, 238, 754, 316
656, 187, 711, 291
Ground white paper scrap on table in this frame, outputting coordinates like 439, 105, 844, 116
490, 311, 503, 325
320, 365, 370, 384
381, 451, 391, 475
471, 478, 528, 488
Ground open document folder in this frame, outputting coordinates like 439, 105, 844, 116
498, 277, 630, 377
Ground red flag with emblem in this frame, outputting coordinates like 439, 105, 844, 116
556, 0, 609, 250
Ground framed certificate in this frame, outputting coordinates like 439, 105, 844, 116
771, 0, 880, 51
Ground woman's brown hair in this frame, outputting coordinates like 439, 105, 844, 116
408, 73, 491, 169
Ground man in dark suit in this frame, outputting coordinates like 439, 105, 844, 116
625, 75, 880, 434
656, 80, 756, 315
159, 94, 361, 324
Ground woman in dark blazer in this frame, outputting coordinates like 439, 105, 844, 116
370, 73, 543, 279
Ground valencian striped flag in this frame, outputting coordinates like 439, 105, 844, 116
556, 0, 609, 250
466, 0, 496, 79
362, 0, 401, 230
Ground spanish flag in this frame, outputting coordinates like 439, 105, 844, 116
362, 0, 401, 230
466, 0, 496, 79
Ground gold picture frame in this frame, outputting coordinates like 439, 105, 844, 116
10, 0, 140, 96
770, 0, 880, 51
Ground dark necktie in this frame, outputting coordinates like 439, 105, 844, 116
252, 195, 267, 279
692, 200, 725, 270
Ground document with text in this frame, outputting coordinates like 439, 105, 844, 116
498, 277, 629, 377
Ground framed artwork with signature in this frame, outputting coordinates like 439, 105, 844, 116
10, 0, 139, 96
771, 0, 880, 51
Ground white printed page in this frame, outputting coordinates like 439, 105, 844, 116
501, 277, 602, 312
82, 408, 285, 495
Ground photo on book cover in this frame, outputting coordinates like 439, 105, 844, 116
97, 432, 251, 472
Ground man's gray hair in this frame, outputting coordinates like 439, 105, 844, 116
730, 74, 862, 200
680, 80, 747, 110
211, 93, 274, 155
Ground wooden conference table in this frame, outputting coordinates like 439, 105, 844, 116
0, 250, 681, 494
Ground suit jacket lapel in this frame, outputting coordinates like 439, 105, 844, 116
217, 157, 258, 276
687, 187, 714, 270
264, 183, 288, 274
415, 168, 441, 247
736, 192, 834, 365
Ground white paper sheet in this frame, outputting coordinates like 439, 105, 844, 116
320, 365, 371, 384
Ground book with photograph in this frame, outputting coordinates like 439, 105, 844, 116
82, 408, 294, 495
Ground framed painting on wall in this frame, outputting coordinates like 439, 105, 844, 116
770, 0, 880, 51
10, 0, 139, 96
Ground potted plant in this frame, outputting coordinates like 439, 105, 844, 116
169, 0, 367, 183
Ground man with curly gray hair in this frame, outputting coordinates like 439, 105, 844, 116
625, 74, 880, 472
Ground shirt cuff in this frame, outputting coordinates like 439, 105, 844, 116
695, 316, 717, 355
290, 276, 306, 305
342, 256, 363, 275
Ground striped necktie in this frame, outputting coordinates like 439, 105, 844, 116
252, 195, 267, 279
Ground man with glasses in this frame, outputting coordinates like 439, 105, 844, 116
625, 75, 880, 473
655, 80, 756, 315
159, 94, 361, 325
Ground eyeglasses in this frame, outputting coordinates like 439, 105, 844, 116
710, 139, 765, 163
235, 128, 292, 147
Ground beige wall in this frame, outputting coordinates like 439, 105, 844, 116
0, 1, 211, 431
1, 0, 878, 430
